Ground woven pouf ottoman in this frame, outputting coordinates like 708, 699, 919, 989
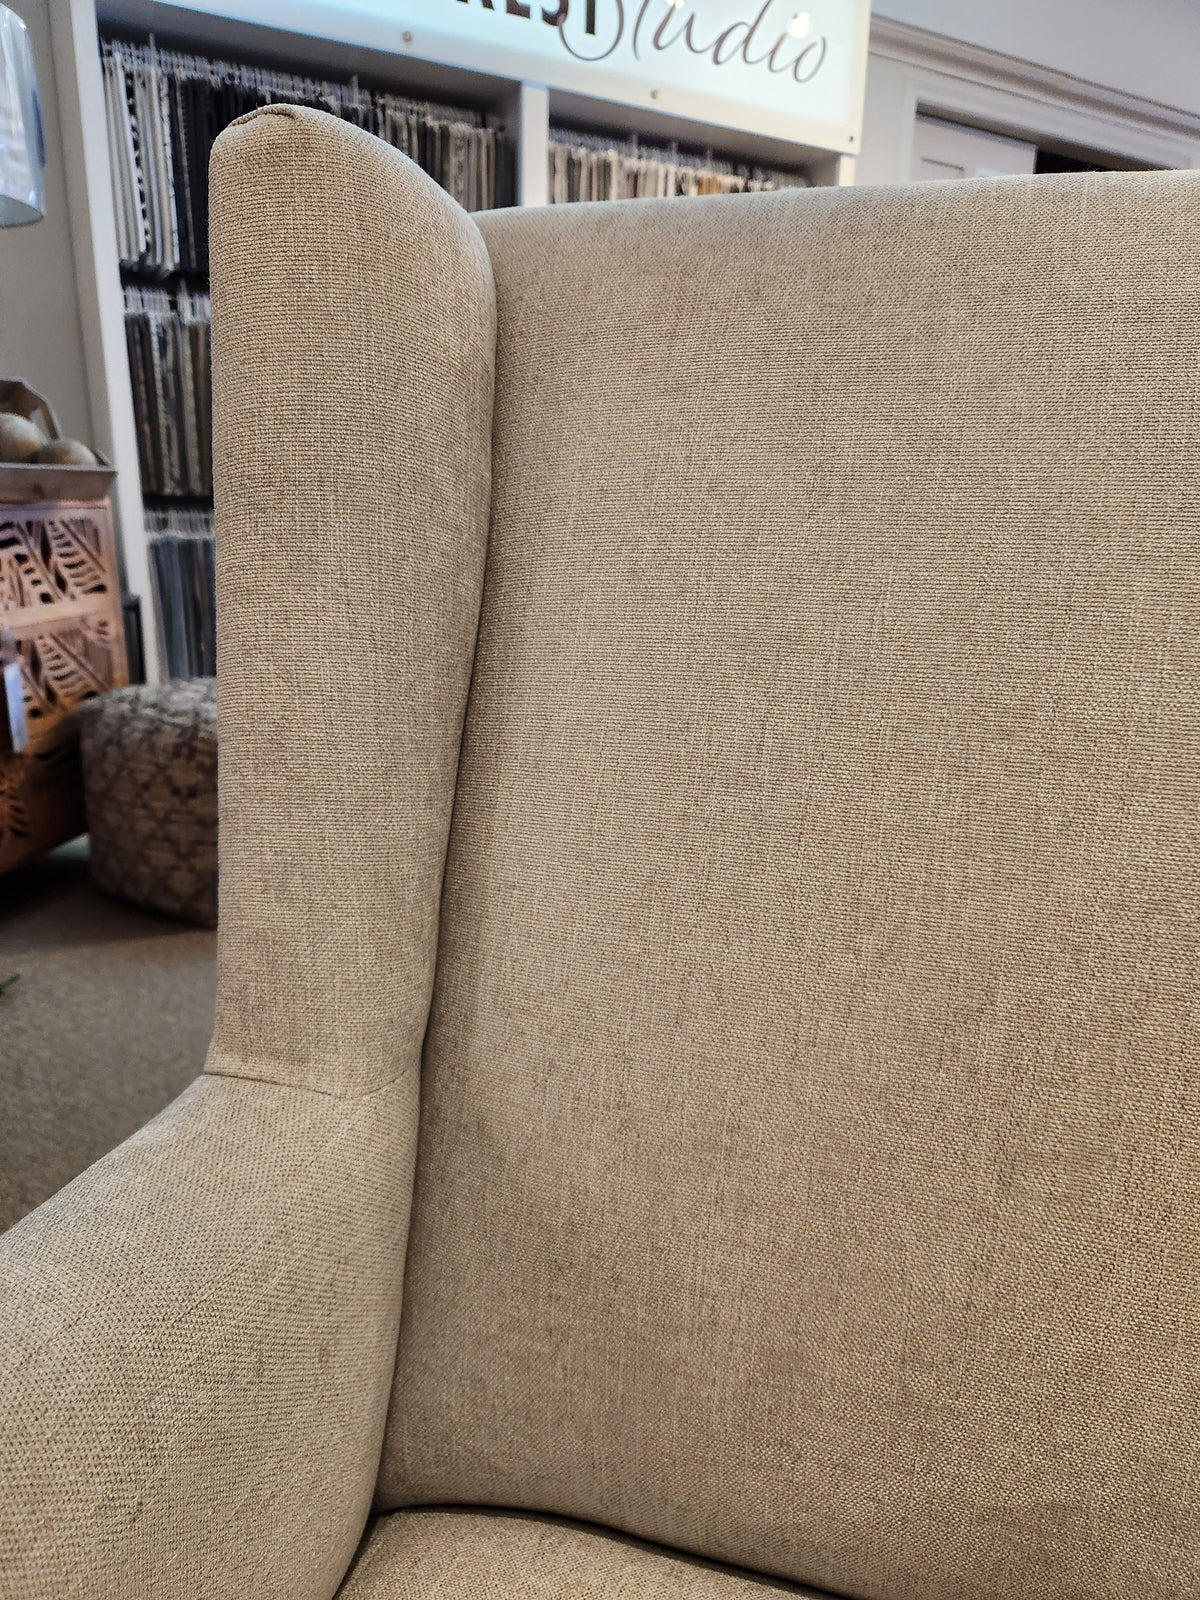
80, 679, 218, 926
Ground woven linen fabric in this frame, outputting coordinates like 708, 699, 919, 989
1, 111, 494, 1598
81, 678, 218, 926
381, 174, 1200, 1599
338, 1509, 831, 1597
208, 105, 494, 1098
0, 1073, 412, 1598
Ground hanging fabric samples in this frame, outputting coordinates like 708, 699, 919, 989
123, 285, 211, 499
145, 508, 216, 679
547, 126, 811, 203
102, 37, 512, 273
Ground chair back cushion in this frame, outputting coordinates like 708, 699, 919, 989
379, 174, 1200, 1600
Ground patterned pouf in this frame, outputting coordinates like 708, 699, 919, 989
80, 679, 217, 926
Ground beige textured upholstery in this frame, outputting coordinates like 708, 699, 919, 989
0, 1075, 411, 1595
208, 104, 493, 1101
381, 175, 1200, 1599
0, 109, 492, 1597
2, 106, 1199, 1600
340, 1510, 827, 1597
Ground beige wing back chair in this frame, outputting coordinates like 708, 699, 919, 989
2, 106, 1199, 1600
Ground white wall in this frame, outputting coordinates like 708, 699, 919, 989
873, 0, 1200, 119
0, 0, 93, 443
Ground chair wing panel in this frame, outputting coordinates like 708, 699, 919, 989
1, 107, 494, 1598
208, 105, 495, 1099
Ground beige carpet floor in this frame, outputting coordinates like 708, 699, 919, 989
0, 839, 217, 1234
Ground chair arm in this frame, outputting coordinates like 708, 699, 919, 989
1, 103, 492, 1599
0, 1070, 414, 1600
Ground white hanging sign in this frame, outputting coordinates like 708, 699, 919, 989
175, 0, 869, 153
426, 1, 863, 141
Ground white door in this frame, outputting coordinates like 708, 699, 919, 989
911, 114, 1037, 181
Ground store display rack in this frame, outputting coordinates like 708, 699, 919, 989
51, 0, 868, 679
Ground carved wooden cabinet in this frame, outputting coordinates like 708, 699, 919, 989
0, 475, 128, 874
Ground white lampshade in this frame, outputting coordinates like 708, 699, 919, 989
0, 3, 44, 226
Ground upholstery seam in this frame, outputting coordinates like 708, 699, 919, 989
202, 1062, 413, 1103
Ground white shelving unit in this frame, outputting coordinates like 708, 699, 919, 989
47, 0, 870, 678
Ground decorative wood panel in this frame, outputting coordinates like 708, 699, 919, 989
0, 498, 127, 874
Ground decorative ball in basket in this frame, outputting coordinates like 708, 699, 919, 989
0, 378, 114, 502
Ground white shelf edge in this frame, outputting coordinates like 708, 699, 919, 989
51, 0, 160, 682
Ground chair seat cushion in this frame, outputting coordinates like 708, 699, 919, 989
338, 1510, 830, 1599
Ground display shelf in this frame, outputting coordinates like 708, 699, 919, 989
547, 85, 844, 177
97, 0, 517, 113
51, 0, 868, 680
142, 0, 869, 156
